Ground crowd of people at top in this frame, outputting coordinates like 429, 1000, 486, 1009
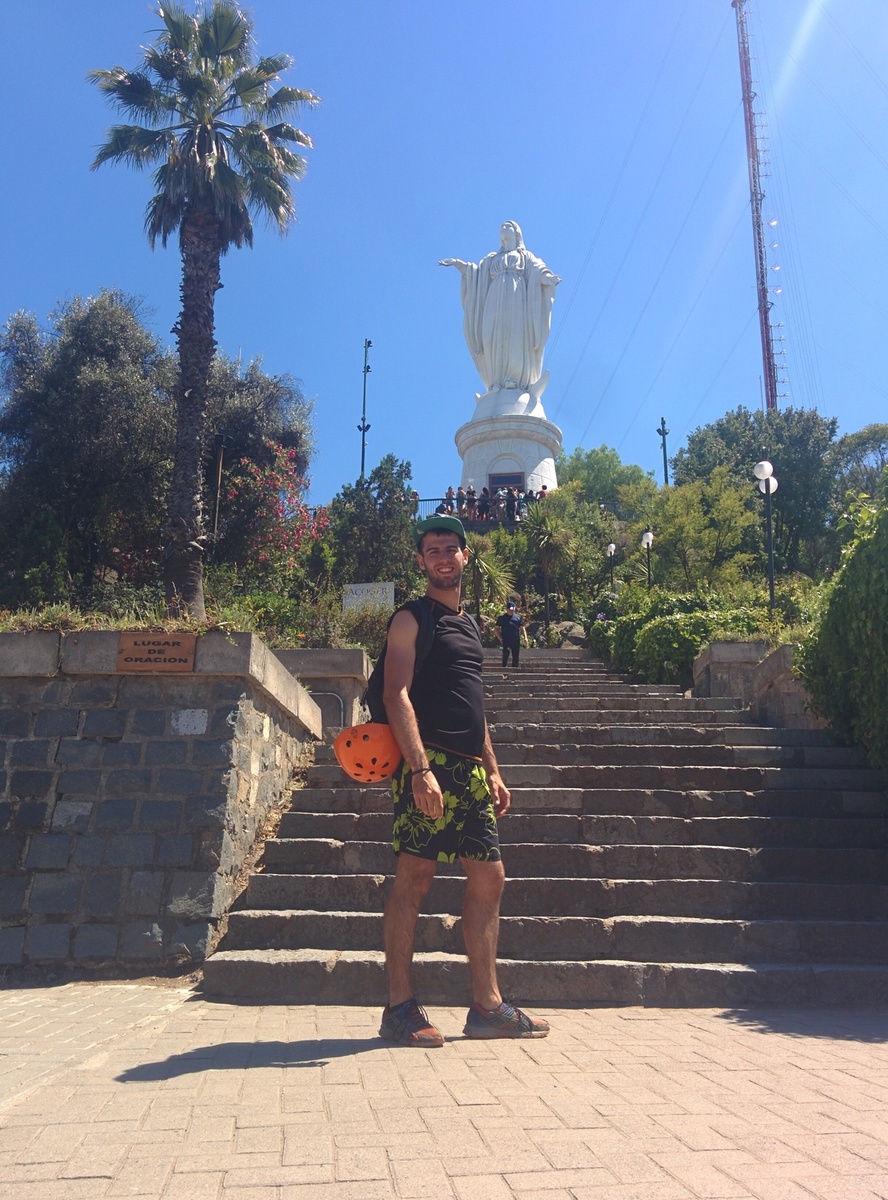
429, 483, 549, 523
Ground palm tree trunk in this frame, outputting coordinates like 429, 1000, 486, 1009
164, 211, 221, 618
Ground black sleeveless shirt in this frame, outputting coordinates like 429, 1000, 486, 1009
409, 600, 486, 760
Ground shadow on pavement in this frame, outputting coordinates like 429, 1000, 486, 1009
116, 1037, 385, 1081
716, 1008, 888, 1043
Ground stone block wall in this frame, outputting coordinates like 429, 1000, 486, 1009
0, 631, 320, 968
749, 643, 828, 730
692, 640, 771, 705
276, 647, 371, 734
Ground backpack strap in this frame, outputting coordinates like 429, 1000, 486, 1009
362, 596, 437, 724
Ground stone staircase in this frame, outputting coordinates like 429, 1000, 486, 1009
203, 650, 888, 1006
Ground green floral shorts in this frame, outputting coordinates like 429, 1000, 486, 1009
391, 747, 501, 864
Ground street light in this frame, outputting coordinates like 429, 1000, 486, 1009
753, 460, 778, 611
641, 528, 654, 589
606, 542, 616, 591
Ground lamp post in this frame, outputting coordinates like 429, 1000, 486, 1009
606, 542, 616, 592
641, 528, 654, 589
358, 338, 372, 480
753, 460, 778, 611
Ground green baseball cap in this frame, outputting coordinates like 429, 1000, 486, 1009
414, 515, 467, 546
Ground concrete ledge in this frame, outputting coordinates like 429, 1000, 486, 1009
693, 640, 771, 705
0, 632, 62, 677
2, 630, 322, 742
275, 648, 371, 733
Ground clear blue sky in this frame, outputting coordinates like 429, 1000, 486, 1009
3, 1, 887, 506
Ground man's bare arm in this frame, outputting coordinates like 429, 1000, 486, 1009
382, 609, 444, 819
481, 720, 511, 817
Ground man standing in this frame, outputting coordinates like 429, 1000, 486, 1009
495, 600, 528, 668
380, 514, 550, 1046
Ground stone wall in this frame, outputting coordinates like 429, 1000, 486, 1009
692, 640, 771, 706
0, 631, 320, 968
749, 643, 828, 731
276, 647, 371, 734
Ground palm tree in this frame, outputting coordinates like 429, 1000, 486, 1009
524, 506, 575, 629
90, 3, 318, 616
465, 535, 514, 618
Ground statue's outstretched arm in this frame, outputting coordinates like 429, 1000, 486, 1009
439, 258, 469, 275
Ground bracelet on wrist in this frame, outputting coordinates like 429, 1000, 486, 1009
411, 766, 433, 777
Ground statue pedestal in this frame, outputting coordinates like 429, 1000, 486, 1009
455, 390, 562, 494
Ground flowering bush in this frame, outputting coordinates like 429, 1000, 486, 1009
222, 441, 328, 587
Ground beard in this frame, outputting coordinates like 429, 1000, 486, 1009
423, 564, 463, 592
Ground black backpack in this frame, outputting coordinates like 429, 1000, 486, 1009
362, 597, 437, 723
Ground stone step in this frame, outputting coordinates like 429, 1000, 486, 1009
261, 837, 888, 883
208, 645, 888, 1008
484, 694, 730, 711
306, 747, 867, 787
202, 950, 888, 1007
311, 725, 843, 763
278, 810, 888, 849
221, 911, 888, 965
484, 682, 686, 697
237, 873, 888, 920
486, 708, 756, 725
288, 785, 886, 818
314, 760, 883, 794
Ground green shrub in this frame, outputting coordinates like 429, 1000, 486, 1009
633, 612, 720, 686
586, 618, 613, 660
796, 484, 888, 770
610, 613, 648, 673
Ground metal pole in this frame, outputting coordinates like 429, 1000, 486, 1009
765, 482, 775, 611
656, 417, 670, 486
358, 338, 372, 480
646, 544, 652, 590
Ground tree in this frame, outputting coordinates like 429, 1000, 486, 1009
647, 467, 757, 590
830, 424, 888, 503
524, 505, 576, 628
0, 292, 174, 605
321, 456, 418, 599
556, 444, 652, 515
90, 3, 318, 617
0, 292, 316, 609
671, 406, 839, 574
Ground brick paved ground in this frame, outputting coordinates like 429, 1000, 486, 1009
0, 983, 886, 1198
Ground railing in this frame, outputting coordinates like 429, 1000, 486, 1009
412, 497, 530, 525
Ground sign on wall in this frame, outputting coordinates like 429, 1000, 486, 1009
342, 583, 395, 612
117, 633, 197, 672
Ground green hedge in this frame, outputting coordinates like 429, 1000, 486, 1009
796, 485, 888, 770
584, 585, 782, 686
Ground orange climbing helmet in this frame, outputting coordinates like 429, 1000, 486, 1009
333, 723, 403, 783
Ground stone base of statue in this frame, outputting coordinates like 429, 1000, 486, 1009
455, 386, 561, 496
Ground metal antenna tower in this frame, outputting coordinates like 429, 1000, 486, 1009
732, 0, 779, 411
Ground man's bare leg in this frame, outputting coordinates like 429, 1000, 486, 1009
460, 858, 506, 1010
383, 853, 437, 1006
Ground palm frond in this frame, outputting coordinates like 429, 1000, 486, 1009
158, 4, 197, 55
92, 125, 177, 170
264, 123, 314, 148
254, 54, 293, 78
198, 2, 250, 59
244, 172, 295, 228
264, 86, 320, 116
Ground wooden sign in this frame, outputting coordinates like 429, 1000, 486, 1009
117, 633, 197, 673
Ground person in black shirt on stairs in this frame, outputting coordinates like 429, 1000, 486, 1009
378, 515, 550, 1047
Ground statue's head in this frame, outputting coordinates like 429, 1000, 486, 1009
500, 221, 524, 250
